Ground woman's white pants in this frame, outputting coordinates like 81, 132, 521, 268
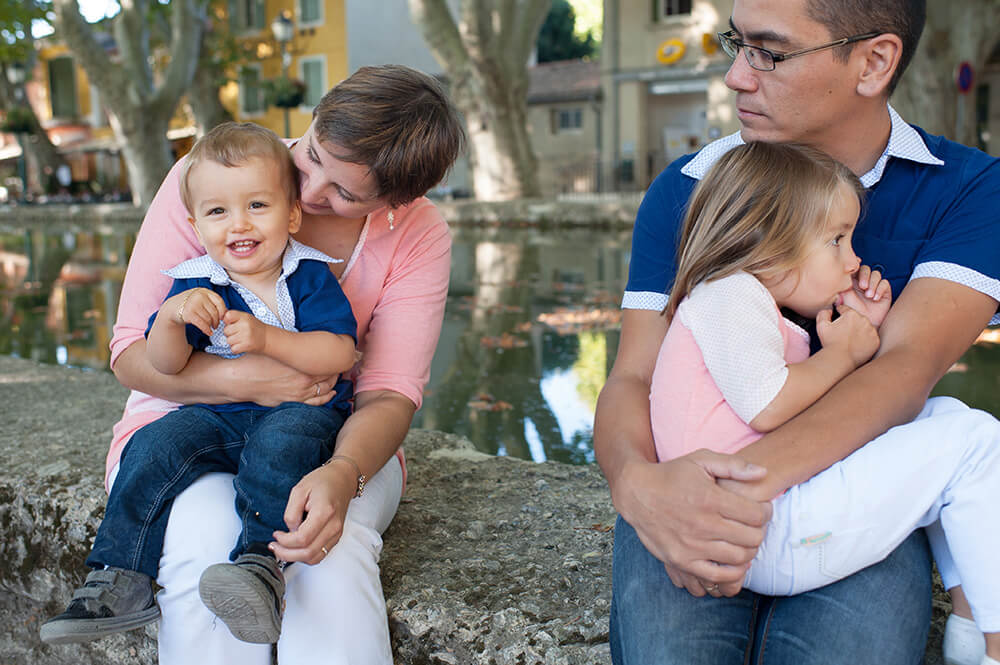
116, 454, 404, 665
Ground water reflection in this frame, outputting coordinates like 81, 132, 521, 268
0, 224, 629, 464
3, 223, 999, 464
415, 227, 628, 464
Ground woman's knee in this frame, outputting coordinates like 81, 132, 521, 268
159, 473, 239, 582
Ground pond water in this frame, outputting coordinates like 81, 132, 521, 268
2, 223, 999, 465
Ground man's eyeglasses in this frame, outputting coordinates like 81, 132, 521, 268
717, 30, 880, 72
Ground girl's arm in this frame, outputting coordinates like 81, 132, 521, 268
749, 306, 878, 432
222, 310, 357, 376
751, 266, 893, 432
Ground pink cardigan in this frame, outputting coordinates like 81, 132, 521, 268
106, 157, 451, 488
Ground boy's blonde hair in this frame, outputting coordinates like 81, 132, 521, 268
665, 142, 863, 318
180, 122, 299, 215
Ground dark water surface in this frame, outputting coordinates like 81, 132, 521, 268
2, 223, 998, 464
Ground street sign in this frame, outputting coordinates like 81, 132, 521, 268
957, 61, 974, 94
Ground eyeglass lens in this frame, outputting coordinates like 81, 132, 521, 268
719, 33, 774, 71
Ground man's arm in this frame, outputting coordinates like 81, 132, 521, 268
731, 277, 997, 500
593, 308, 773, 585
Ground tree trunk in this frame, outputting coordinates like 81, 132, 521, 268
0, 61, 66, 195
408, 0, 550, 201
186, 24, 234, 137
109, 107, 177, 207
52, 0, 205, 207
892, 1, 1000, 146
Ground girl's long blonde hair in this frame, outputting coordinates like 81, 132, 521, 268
665, 141, 863, 318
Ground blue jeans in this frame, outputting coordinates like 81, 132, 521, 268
88, 402, 344, 577
609, 515, 932, 665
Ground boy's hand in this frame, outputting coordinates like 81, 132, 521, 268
816, 305, 880, 368
167, 288, 226, 336
839, 265, 892, 328
223, 310, 268, 354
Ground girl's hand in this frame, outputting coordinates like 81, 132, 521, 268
167, 287, 226, 336
270, 460, 357, 564
816, 305, 880, 368
223, 310, 268, 354
839, 265, 892, 328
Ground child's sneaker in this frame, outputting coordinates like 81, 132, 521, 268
39, 567, 159, 644
198, 552, 285, 643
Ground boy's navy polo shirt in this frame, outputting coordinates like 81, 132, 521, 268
146, 241, 357, 415
625, 111, 1000, 325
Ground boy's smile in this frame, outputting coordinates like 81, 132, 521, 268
186, 156, 302, 285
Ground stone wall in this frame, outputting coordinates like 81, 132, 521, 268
0, 356, 615, 664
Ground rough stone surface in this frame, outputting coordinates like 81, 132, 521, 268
0, 356, 616, 664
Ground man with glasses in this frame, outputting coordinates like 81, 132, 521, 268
595, 0, 1000, 663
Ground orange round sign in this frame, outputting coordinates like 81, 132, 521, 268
656, 39, 686, 65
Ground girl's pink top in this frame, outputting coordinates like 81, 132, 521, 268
106, 156, 451, 488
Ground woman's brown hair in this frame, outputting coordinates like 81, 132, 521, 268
311, 65, 465, 208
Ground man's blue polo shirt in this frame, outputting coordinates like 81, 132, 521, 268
624, 107, 1000, 324
146, 239, 357, 414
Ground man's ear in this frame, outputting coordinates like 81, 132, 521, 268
856, 33, 903, 98
288, 201, 302, 234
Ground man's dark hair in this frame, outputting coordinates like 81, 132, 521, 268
806, 0, 925, 95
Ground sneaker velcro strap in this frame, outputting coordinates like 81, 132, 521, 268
71, 586, 110, 602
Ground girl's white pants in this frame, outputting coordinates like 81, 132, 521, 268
108, 454, 403, 665
745, 396, 1000, 632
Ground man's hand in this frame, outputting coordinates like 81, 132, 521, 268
840, 265, 892, 328
617, 450, 772, 588
223, 310, 268, 355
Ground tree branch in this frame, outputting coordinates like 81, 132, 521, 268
407, 0, 469, 77
51, 0, 127, 98
151, 0, 206, 112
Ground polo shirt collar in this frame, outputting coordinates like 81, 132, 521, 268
163, 238, 341, 284
680, 104, 944, 187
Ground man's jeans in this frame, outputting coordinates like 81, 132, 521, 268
610, 516, 932, 665
88, 402, 344, 578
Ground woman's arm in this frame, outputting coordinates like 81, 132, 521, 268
270, 389, 414, 564
114, 340, 338, 407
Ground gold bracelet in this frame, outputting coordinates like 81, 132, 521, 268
323, 454, 366, 497
175, 290, 194, 324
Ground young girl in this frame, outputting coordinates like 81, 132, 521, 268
651, 141, 1000, 665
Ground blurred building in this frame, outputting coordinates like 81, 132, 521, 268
601, 0, 737, 190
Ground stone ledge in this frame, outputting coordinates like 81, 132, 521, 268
0, 356, 615, 664
0, 197, 642, 232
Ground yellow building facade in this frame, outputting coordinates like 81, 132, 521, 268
225, 0, 349, 138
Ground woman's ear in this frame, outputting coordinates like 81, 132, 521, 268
288, 201, 303, 234
856, 33, 903, 98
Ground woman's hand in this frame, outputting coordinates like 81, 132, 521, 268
270, 459, 357, 564
225, 353, 337, 407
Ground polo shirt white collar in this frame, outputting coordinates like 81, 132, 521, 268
680, 105, 944, 187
